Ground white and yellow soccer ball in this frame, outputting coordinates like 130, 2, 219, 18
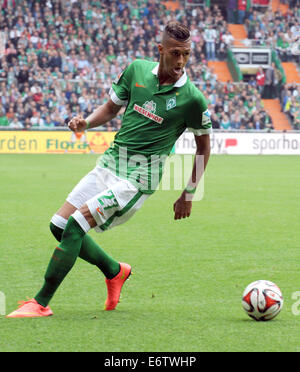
242, 280, 283, 321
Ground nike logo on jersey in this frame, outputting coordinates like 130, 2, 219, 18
135, 83, 146, 88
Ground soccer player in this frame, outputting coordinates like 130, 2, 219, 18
7, 21, 212, 318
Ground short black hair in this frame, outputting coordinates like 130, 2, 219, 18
163, 21, 190, 42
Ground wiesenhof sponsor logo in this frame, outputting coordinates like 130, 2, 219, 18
134, 104, 164, 124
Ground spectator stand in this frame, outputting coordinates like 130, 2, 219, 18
0, 0, 299, 134
252, 0, 270, 11
184, 0, 211, 7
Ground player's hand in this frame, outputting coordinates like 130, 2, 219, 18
68, 115, 87, 132
173, 191, 192, 220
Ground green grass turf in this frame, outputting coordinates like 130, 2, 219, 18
0, 154, 300, 352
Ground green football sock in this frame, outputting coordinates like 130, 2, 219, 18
50, 222, 64, 242
49, 222, 120, 278
35, 217, 85, 307
79, 235, 120, 279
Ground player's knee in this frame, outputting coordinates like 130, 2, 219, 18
49, 222, 63, 242
61, 215, 86, 244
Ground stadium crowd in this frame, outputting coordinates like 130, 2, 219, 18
0, 0, 299, 131
280, 82, 300, 129
242, 2, 300, 64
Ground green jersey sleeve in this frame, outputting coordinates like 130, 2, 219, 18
185, 88, 213, 136
109, 62, 135, 105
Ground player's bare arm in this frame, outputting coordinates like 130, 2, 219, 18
68, 99, 122, 132
173, 134, 210, 220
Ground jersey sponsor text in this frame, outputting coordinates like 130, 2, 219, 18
134, 104, 164, 124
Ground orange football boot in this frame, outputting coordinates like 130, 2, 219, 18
104, 263, 131, 311
6, 298, 53, 318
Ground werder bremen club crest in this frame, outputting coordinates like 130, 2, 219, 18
166, 96, 176, 111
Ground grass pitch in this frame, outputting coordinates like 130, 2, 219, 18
0, 154, 300, 352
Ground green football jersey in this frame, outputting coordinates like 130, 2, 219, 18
98, 59, 212, 193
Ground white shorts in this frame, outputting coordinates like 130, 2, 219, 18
66, 166, 149, 233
